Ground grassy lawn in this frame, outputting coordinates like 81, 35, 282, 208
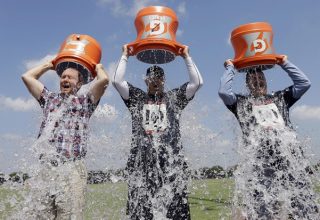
1, 178, 234, 219
2, 178, 319, 219
189, 179, 234, 219
85, 181, 128, 219
84, 178, 234, 219
0, 185, 24, 219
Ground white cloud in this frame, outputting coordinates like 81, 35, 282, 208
177, 2, 187, 16
24, 54, 56, 70
106, 33, 118, 43
98, 0, 159, 17
97, 0, 187, 18
292, 105, 320, 120
97, 0, 127, 16
0, 95, 38, 112
226, 35, 232, 46
176, 29, 184, 37
128, 0, 156, 17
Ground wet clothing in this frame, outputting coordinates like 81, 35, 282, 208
113, 55, 202, 220
123, 83, 192, 220
21, 88, 98, 220
22, 160, 87, 220
219, 59, 311, 149
219, 60, 319, 219
38, 87, 98, 160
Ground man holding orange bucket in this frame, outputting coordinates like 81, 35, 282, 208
21, 58, 109, 219
113, 44, 203, 220
219, 57, 319, 219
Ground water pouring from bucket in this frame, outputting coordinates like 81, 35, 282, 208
13, 33, 109, 219
220, 22, 319, 219
127, 6, 185, 64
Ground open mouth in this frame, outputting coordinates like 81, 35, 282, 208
62, 83, 71, 89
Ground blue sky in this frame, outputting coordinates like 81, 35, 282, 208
1, 0, 320, 172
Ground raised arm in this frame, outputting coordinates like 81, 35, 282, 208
278, 56, 311, 99
218, 59, 237, 106
112, 45, 130, 100
182, 46, 203, 99
89, 64, 109, 104
21, 61, 53, 100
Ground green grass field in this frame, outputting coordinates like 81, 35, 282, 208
0, 178, 234, 219
2, 178, 320, 219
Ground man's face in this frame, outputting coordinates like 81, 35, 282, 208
59, 68, 82, 95
246, 71, 267, 97
146, 76, 165, 95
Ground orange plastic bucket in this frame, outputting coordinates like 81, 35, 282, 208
53, 34, 101, 84
230, 22, 282, 71
127, 6, 185, 64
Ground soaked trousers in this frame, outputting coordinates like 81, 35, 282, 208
23, 160, 87, 220
126, 143, 191, 220
248, 138, 319, 219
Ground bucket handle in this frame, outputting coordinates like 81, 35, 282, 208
127, 43, 137, 56
126, 42, 186, 57
275, 55, 287, 64
174, 43, 186, 56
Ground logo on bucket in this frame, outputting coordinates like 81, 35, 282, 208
63, 37, 89, 54
141, 15, 172, 40
252, 39, 267, 53
243, 32, 273, 57
149, 20, 166, 36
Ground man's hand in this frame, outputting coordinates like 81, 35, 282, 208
95, 63, 105, 73
123, 44, 133, 57
39, 60, 54, 72
276, 55, 288, 65
181, 45, 190, 58
224, 59, 234, 68
46, 60, 54, 71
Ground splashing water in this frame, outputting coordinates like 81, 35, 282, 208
122, 54, 194, 219
2, 91, 96, 219
3, 58, 313, 219
137, 49, 176, 64
232, 67, 320, 219
234, 127, 319, 219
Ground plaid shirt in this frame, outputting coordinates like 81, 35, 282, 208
38, 88, 98, 159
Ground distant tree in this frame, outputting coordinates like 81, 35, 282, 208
87, 169, 127, 184
87, 170, 111, 184
8, 172, 30, 183
9, 172, 21, 183
0, 173, 6, 184
200, 166, 225, 179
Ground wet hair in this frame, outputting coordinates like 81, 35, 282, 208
56, 61, 92, 84
245, 68, 265, 85
146, 65, 165, 78
78, 71, 84, 85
